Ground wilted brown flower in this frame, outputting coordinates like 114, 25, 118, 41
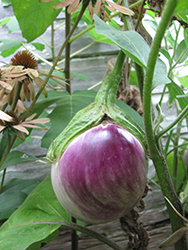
40, 0, 134, 20
0, 111, 50, 141
11, 51, 38, 69
10, 50, 48, 102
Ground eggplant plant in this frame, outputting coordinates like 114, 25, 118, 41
0, 0, 188, 249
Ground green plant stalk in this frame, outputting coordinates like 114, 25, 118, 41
40, 36, 52, 49
169, 22, 181, 69
157, 105, 188, 139
21, 43, 61, 71
95, 50, 126, 105
57, 41, 96, 65
51, 22, 55, 62
23, 2, 89, 121
0, 168, 6, 193
143, 0, 187, 249
170, 48, 188, 73
69, 24, 95, 44
65, 7, 71, 94
87, 80, 102, 90
65, 7, 78, 250
172, 101, 182, 190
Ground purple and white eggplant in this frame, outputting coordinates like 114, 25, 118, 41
51, 122, 147, 224
48, 52, 147, 224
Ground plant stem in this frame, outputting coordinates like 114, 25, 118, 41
51, 22, 55, 62
157, 105, 188, 139
0, 168, 6, 193
71, 217, 78, 250
57, 41, 96, 65
95, 50, 126, 105
143, 0, 187, 249
69, 24, 95, 44
23, 2, 88, 121
65, 7, 71, 94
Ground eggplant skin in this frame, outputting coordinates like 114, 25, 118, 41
51, 123, 147, 224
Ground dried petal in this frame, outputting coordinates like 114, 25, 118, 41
25, 117, 50, 124
68, 0, 81, 13
26, 113, 37, 121
27, 69, 39, 79
34, 77, 48, 97
0, 81, 12, 92
13, 124, 29, 134
0, 110, 14, 122
54, 0, 73, 9
105, 0, 134, 15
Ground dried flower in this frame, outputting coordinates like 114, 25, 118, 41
40, 0, 134, 19
0, 111, 50, 141
11, 51, 38, 69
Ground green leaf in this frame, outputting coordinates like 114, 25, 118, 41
184, 28, 188, 48
31, 42, 45, 51
116, 100, 144, 131
41, 90, 97, 148
6, 16, 20, 32
94, 15, 170, 88
143, 19, 158, 31
11, 0, 62, 42
166, 153, 186, 193
0, 39, 21, 57
167, 81, 188, 124
94, 15, 149, 67
0, 150, 37, 171
174, 40, 188, 64
26, 230, 59, 250
174, 0, 188, 14
0, 175, 69, 250
87, 26, 116, 45
1, 0, 12, 7
70, 72, 89, 81
160, 48, 171, 61
178, 75, 188, 89
0, 178, 41, 221
176, 12, 188, 25
0, 17, 11, 26
159, 227, 188, 248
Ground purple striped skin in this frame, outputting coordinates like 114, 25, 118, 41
51, 123, 147, 224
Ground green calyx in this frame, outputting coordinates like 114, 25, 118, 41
47, 50, 147, 162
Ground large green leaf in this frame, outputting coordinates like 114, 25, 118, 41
11, 0, 61, 42
174, 0, 188, 14
1, 150, 37, 171
0, 175, 123, 250
0, 175, 69, 250
0, 178, 41, 221
41, 90, 97, 148
94, 15, 170, 88
94, 15, 149, 67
